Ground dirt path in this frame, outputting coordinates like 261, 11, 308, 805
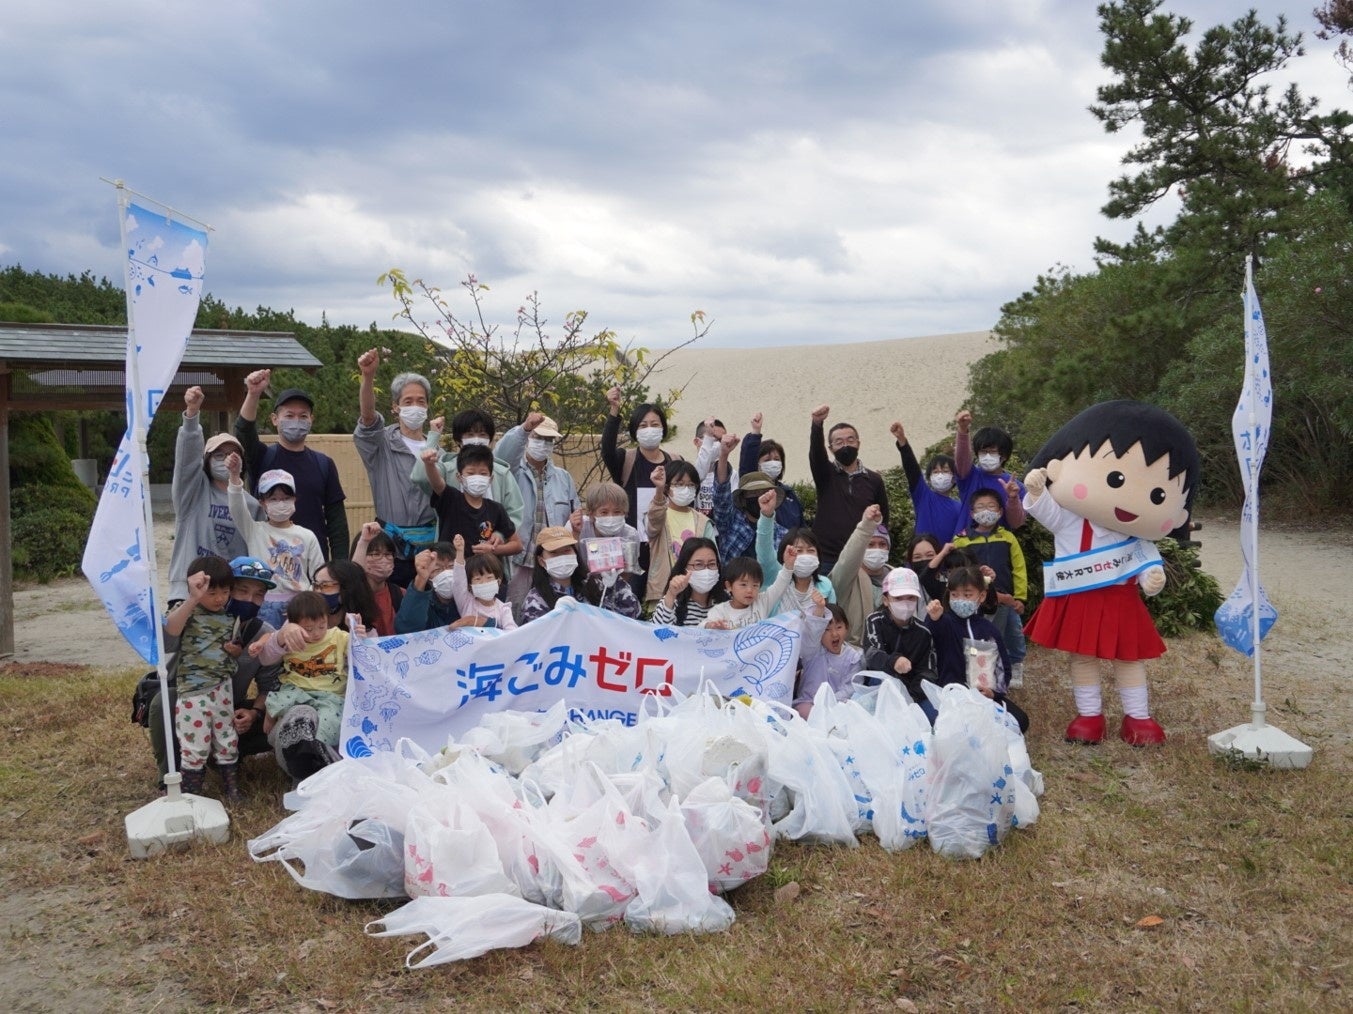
9, 510, 1349, 678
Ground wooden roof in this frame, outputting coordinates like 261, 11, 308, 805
0, 322, 321, 369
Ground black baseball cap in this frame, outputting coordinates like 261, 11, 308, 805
271, 388, 314, 411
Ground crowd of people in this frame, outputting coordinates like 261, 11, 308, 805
158, 351, 1035, 799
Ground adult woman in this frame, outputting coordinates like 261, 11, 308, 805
168, 385, 260, 603
311, 559, 377, 632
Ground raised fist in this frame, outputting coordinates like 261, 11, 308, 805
225, 452, 242, 477
186, 571, 211, 601
184, 386, 204, 413
810, 405, 830, 425
421, 448, 439, 464
759, 488, 778, 517
750, 412, 763, 433
955, 410, 972, 433
863, 504, 882, 524
524, 411, 545, 432
360, 521, 382, 542
357, 347, 380, 376
606, 386, 623, 409
245, 369, 271, 395
429, 416, 445, 434
720, 431, 740, 453
889, 421, 906, 444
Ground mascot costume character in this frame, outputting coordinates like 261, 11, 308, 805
1022, 401, 1200, 746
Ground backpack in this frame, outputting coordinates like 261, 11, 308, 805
129, 616, 264, 726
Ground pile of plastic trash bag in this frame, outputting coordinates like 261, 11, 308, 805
248, 678, 1042, 968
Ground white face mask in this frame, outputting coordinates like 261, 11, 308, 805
209, 460, 232, 483
977, 452, 1002, 473
669, 486, 697, 507
635, 426, 663, 450
431, 570, 456, 598
889, 598, 917, 622
526, 437, 553, 462
972, 509, 1002, 528
792, 554, 819, 578
265, 499, 296, 523
460, 436, 491, 447
472, 579, 499, 602
863, 548, 890, 570
929, 472, 954, 493
398, 405, 428, 430
688, 569, 720, 594
760, 460, 783, 480
543, 555, 577, 580
462, 475, 492, 498
594, 515, 625, 536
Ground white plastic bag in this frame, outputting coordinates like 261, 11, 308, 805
757, 703, 859, 845
926, 685, 1015, 860
404, 793, 518, 899
680, 777, 771, 893
873, 679, 933, 844
459, 700, 570, 775
618, 797, 736, 934
366, 894, 582, 968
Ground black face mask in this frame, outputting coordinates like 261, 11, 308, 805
322, 591, 343, 612
226, 597, 260, 621
833, 446, 858, 467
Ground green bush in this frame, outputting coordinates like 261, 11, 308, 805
8, 414, 97, 582
10, 486, 95, 583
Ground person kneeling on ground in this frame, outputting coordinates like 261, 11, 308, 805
249, 591, 350, 783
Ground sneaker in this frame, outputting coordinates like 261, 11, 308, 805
1008, 663, 1024, 689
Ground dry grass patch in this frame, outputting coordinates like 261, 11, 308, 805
0, 638, 1348, 1012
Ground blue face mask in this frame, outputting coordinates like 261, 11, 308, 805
950, 598, 980, 619
322, 591, 343, 612
226, 597, 260, 621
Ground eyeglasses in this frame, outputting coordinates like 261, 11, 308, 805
313, 579, 340, 591
829, 436, 860, 449
686, 561, 719, 571
232, 561, 273, 580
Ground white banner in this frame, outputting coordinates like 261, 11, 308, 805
1042, 537, 1161, 598
81, 200, 207, 664
339, 599, 803, 757
1214, 260, 1278, 656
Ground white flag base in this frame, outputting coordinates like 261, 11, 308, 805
1208, 703, 1313, 770
125, 772, 231, 859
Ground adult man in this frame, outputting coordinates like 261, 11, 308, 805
354, 347, 437, 586
233, 369, 349, 560
495, 411, 580, 611
808, 405, 890, 569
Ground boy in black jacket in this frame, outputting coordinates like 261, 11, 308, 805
863, 567, 938, 722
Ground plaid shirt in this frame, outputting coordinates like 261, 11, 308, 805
712, 474, 786, 563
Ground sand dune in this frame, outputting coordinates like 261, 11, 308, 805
645, 331, 998, 478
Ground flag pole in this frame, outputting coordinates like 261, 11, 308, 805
113, 180, 181, 797
1207, 257, 1310, 768
103, 182, 231, 855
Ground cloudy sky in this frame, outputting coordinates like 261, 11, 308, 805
1, 1, 1348, 347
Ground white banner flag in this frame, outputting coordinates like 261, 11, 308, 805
339, 599, 803, 757
81, 200, 207, 665
1214, 260, 1277, 656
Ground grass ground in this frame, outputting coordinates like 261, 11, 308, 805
1, 636, 1348, 1013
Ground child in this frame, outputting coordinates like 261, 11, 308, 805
953, 410, 1025, 536
651, 537, 726, 627
394, 543, 463, 632
571, 482, 643, 618
162, 556, 244, 800
351, 523, 406, 635
423, 442, 523, 566
827, 508, 891, 645
520, 527, 588, 623
754, 488, 837, 617
645, 461, 719, 605
700, 549, 795, 629
953, 488, 1028, 687
226, 457, 325, 629
862, 567, 938, 719
923, 567, 1029, 733
890, 420, 962, 545
449, 535, 517, 630
795, 602, 863, 718
250, 591, 350, 782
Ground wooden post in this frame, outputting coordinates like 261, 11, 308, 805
0, 366, 13, 659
